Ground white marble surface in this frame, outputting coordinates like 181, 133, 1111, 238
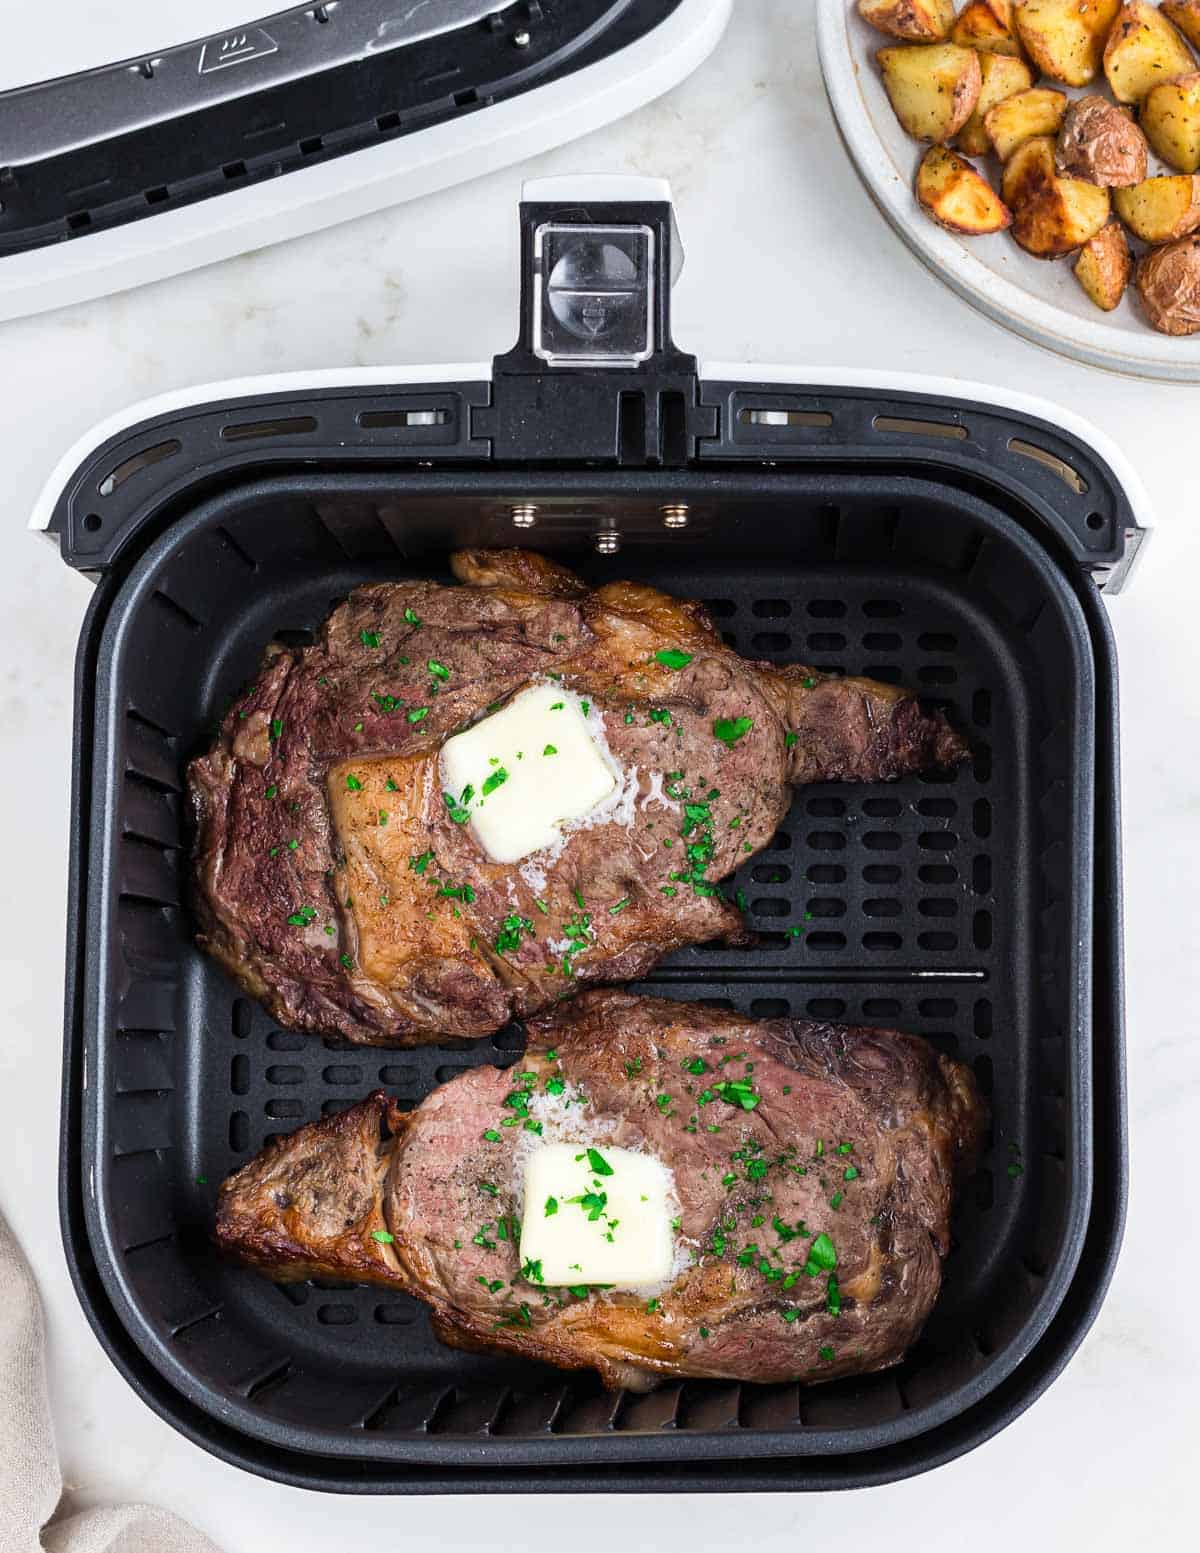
0, 3, 1195, 1546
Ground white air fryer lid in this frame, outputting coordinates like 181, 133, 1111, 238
0, 0, 732, 321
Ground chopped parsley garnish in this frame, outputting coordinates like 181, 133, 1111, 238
843, 1165, 859, 1181
646, 1297, 662, 1313
370, 1229, 394, 1243
713, 715, 753, 748
409, 850, 433, 874
403, 606, 421, 626
654, 649, 694, 670
436, 880, 476, 902
624, 1057, 643, 1078
609, 897, 631, 915
819, 1346, 835, 1363
428, 659, 449, 681
478, 1181, 499, 1196
372, 693, 401, 714
495, 913, 534, 954
785, 731, 798, 748
264, 784, 278, 799
286, 907, 317, 926
407, 706, 430, 723
339, 953, 354, 969
684, 1057, 707, 1075
655, 1094, 673, 1114
444, 786, 474, 824
826, 1275, 842, 1317
545, 1076, 566, 1096
543, 744, 558, 756
807, 1232, 837, 1272
587, 1147, 614, 1177
580, 700, 590, 716
385, 777, 399, 793
482, 1129, 501, 1142
567, 1190, 608, 1222
544, 1197, 558, 1217
648, 708, 672, 725
481, 767, 508, 797
549, 701, 564, 710
477, 1277, 504, 1294
521, 1258, 544, 1284
714, 1078, 760, 1111
360, 629, 380, 648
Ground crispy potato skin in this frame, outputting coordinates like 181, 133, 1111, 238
1137, 234, 1200, 331
1055, 94, 1148, 185
916, 145, 1015, 231
1163, 0, 1200, 52
1074, 220, 1133, 307
858, 0, 956, 42
1142, 71, 1200, 172
1007, 142, 1112, 256
958, 52, 1036, 153
952, 0, 1025, 55
1001, 133, 1058, 204
878, 43, 983, 140
985, 86, 1069, 158
1013, 0, 1122, 87
1113, 173, 1200, 240
1103, 1, 1197, 105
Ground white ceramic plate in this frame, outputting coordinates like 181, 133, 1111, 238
816, 0, 1200, 382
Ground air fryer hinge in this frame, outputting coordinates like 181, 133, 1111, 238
482, 185, 712, 464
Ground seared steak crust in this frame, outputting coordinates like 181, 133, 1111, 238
216, 992, 985, 1390
190, 551, 965, 1046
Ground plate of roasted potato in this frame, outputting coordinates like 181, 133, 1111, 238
817, 1, 1200, 377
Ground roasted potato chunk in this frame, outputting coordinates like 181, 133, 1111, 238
1012, 166, 1112, 255
1141, 71, 1200, 172
877, 43, 983, 139
1163, 1, 1200, 52
985, 86, 1070, 158
1001, 133, 1058, 204
1113, 172, 1200, 239
1103, 1, 1197, 104
1073, 220, 1132, 307
958, 53, 1036, 153
952, 0, 1025, 55
1056, 94, 1148, 185
916, 144, 1015, 231
858, 0, 956, 41
1013, 0, 1121, 86
1136, 233, 1200, 331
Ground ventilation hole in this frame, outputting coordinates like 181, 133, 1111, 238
223, 160, 248, 180
917, 798, 957, 818
377, 111, 401, 132
769, 831, 792, 852
974, 999, 993, 1040
874, 414, 968, 440
232, 999, 253, 1039
918, 931, 957, 951
806, 796, 845, 818
66, 210, 93, 231
806, 831, 845, 851
973, 743, 993, 781
144, 185, 169, 205
806, 897, 846, 918
435, 1062, 472, 1081
151, 590, 202, 633
82, 513, 102, 532
702, 598, 736, 618
751, 864, 791, 884
751, 632, 790, 652
806, 998, 846, 1019
618, 391, 645, 465
863, 864, 901, 884
918, 665, 957, 685
323, 1065, 362, 1085
97, 437, 182, 497
378, 1064, 418, 1085
317, 1304, 357, 1326
229, 1111, 249, 1151
265, 1064, 304, 1085
973, 799, 993, 838
975, 1168, 994, 1211
221, 415, 318, 441
918, 831, 959, 850
231, 1055, 249, 1096
862, 663, 902, 684
245, 1362, 292, 1402
1086, 510, 1105, 530
918, 632, 958, 650
750, 998, 791, 1018
752, 599, 791, 617
277, 1283, 310, 1307
267, 1030, 306, 1051
490, 1025, 524, 1053
273, 627, 315, 648
738, 407, 833, 427
974, 1055, 995, 1096
359, 407, 450, 429
864, 897, 901, 917
862, 632, 901, 650
863, 998, 901, 1017
919, 898, 957, 917
721, 631, 737, 648
806, 863, 845, 883
862, 797, 902, 818
972, 855, 992, 894
300, 135, 324, 156
266, 1098, 303, 1119
863, 831, 901, 851
751, 898, 790, 920
321, 1098, 355, 1117
918, 998, 957, 1017
973, 910, 993, 950
863, 930, 902, 950
453, 87, 480, 107
863, 600, 902, 618
1008, 438, 1088, 494
972, 688, 992, 728
374, 1301, 418, 1326
806, 632, 846, 651
920, 863, 958, 885
804, 931, 845, 950
806, 599, 845, 618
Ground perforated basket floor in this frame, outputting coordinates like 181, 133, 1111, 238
69, 468, 1098, 1476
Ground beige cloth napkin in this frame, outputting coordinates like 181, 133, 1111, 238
0, 1207, 223, 1553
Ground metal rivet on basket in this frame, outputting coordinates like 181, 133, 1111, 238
661, 504, 690, 529
510, 504, 538, 528
595, 532, 620, 556
513, 29, 531, 47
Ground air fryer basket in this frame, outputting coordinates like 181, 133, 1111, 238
53, 188, 1132, 1490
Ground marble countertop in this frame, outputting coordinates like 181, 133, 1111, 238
0, 3, 1193, 1546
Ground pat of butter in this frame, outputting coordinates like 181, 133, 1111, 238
439, 684, 616, 864
519, 1142, 675, 1289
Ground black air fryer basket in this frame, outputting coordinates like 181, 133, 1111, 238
51, 185, 1135, 1491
